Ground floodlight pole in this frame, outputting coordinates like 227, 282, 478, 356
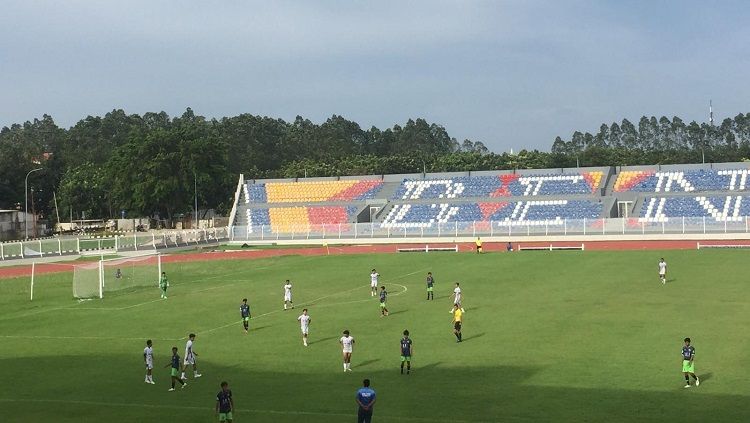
25, 168, 43, 239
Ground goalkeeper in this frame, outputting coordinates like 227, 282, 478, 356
160, 272, 169, 299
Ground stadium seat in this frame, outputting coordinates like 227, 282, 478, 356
247, 180, 383, 203
638, 195, 750, 222
392, 172, 603, 200
615, 169, 750, 193
381, 200, 603, 228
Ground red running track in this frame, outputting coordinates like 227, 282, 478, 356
1, 239, 748, 280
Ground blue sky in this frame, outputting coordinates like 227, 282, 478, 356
1, 0, 748, 151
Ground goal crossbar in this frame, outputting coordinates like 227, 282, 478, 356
74, 252, 162, 299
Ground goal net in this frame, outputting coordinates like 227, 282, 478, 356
72, 252, 162, 299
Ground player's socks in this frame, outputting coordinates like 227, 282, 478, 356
400, 363, 404, 374
407, 363, 410, 374
343, 363, 347, 371
284, 304, 287, 310
458, 333, 462, 341
181, 372, 186, 379
694, 377, 700, 386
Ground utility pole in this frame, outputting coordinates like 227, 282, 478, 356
24, 168, 43, 239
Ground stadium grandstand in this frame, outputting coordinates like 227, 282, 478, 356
229, 162, 750, 240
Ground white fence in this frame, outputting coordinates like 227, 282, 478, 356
0, 228, 228, 261
229, 216, 750, 241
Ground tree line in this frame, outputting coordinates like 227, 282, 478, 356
1, 109, 748, 225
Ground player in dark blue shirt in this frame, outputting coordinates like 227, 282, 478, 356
400, 330, 413, 374
379, 286, 389, 317
215, 381, 234, 422
356, 378, 376, 423
681, 337, 699, 388
165, 346, 186, 391
426, 272, 434, 300
240, 298, 251, 334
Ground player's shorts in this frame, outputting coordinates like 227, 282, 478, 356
145, 359, 153, 370
659, 271, 666, 276
301, 326, 309, 335
379, 302, 386, 309
371, 282, 378, 288
170, 368, 179, 377
427, 286, 433, 291
284, 294, 292, 301
682, 360, 695, 373
343, 348, 352, 354
454, 321, 462, 331
400, 355, 411, 362
218, 411, 233, 422
184, 355, 195, 365
242, 316, 249, 322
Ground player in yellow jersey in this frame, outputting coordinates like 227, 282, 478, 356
452, 305, 463, 343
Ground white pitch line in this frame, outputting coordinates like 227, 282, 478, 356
0, 398, 489, 423
1, 257, 317, 320
0, 334, 180, 341
193, 268, 426, 339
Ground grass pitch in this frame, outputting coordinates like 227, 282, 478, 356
0, 249, 749, 422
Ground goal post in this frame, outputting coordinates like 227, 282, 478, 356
72, 252, 162, 299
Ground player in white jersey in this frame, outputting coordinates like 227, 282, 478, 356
283, 280, 294, 310
181, 333, 202, 380
449, 282, 465, 313
297, 308, 311, 346
370, 269, 379, 297
143, 339, 155, 384
658, 258, 667, 285
340, 329, 355, 371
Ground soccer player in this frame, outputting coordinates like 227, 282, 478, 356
216, 381, 234, 423
400, 330, 413, 374
659, 258, 667, 284
340, 329, 355, 372
449, 283, 464, 313
165, 347, 186, 391
159, 272, 169, 299
181, 333, 202, 380
475, 237, 483, 253
283, 280, 294, 310
379, 286, 389, 317
682, 337, 700, 388
452, 305, 463, 342
297, 308, 311, 346
370, 269, 379, 297
426, 272, 434, 300
144, 339, 155, 384
356, 379, 376, 423
240, 298, 251, 334
115, 268, 122, 279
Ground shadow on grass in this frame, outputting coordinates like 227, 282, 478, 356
308, 335, 338, 345
357, 358, 380, 368
387, 310, 407, 316
462, 332, 485, 342
0, 356, 747, 423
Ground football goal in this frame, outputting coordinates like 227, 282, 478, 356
69, 252, 162, 299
